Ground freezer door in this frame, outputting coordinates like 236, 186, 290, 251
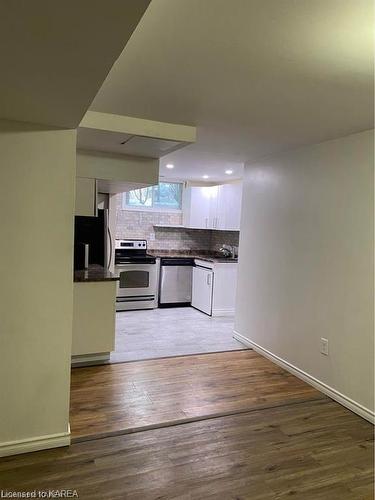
160, 265, 193, 304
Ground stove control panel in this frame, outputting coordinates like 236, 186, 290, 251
115, 239, 147, 250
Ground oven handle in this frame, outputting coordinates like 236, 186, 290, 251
115, 261, 156, 266
117, 296, 155, 302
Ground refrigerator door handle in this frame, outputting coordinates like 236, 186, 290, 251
103, 208, 112, 270
107, 226, 113, 269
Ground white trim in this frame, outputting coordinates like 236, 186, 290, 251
233, 330, 375, 424
0, 430, 70, 457
212, 308, 235, 317
71, 352, 110, 366
121, 206, 183, 214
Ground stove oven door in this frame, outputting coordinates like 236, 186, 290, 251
115, 263, 158, 310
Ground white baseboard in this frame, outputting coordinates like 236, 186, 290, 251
71, 352, 110, 366
0, 428, 70, 457
233, 330, 375, 424
212, 308, 235, 317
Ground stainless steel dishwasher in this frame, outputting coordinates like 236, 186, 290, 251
159, 258, 194, 307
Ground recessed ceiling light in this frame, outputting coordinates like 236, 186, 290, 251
166, 163, 174, 169
225, 169, 233, 175
202, 175, 209, 179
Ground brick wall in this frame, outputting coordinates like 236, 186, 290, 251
115, 194, 239, 251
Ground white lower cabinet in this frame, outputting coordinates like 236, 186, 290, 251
192, 266, 213, 315
71, 281, 116, 365
192, 260, 238, 316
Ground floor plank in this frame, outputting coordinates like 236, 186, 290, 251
70, 350, 326, 441
1, 400, 373, 499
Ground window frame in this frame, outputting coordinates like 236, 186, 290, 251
122, 181, 184, 213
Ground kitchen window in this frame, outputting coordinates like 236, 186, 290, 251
123, 182, 183, 211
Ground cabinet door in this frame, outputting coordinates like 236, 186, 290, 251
192, 266, 213, 315
223, 183, 242, 230
208, 185, 221, 229
184, 186, 212, 229
211, 263, 238, 316
213, 183, 242, 231
184, 183, 243, 231
186, 185, 221, 229
211, 185, 226, 230
75, 177, 97, 216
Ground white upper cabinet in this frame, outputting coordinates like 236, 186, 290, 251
219, 183, 243, 230
183, 186, 214, 229
183, 183, 242, 231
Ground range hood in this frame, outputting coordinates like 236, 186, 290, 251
78, 111, 196, 158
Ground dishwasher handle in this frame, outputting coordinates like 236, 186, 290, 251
160, 258, 194, 266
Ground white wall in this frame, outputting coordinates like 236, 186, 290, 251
76, 150, 159, 185
0, 120, 76, 455
235, 130, 374, 418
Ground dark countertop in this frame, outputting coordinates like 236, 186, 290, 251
74, 265, 119, 283
193, 255, 238, 263
148, 250, 238, 264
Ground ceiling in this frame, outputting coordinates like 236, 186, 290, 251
159, 148, 244, 182
0, 0, 150, 128
91, 0, 373, 178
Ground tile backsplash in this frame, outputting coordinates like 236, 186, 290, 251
115, 194, 239, 252
209, 229, 240, 253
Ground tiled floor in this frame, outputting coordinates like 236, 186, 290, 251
111, 306, 246, 363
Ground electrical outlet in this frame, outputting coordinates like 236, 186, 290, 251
320, 338, 329, 356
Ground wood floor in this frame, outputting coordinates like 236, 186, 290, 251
1, 399, 373, 499
70, 350, 326, 441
